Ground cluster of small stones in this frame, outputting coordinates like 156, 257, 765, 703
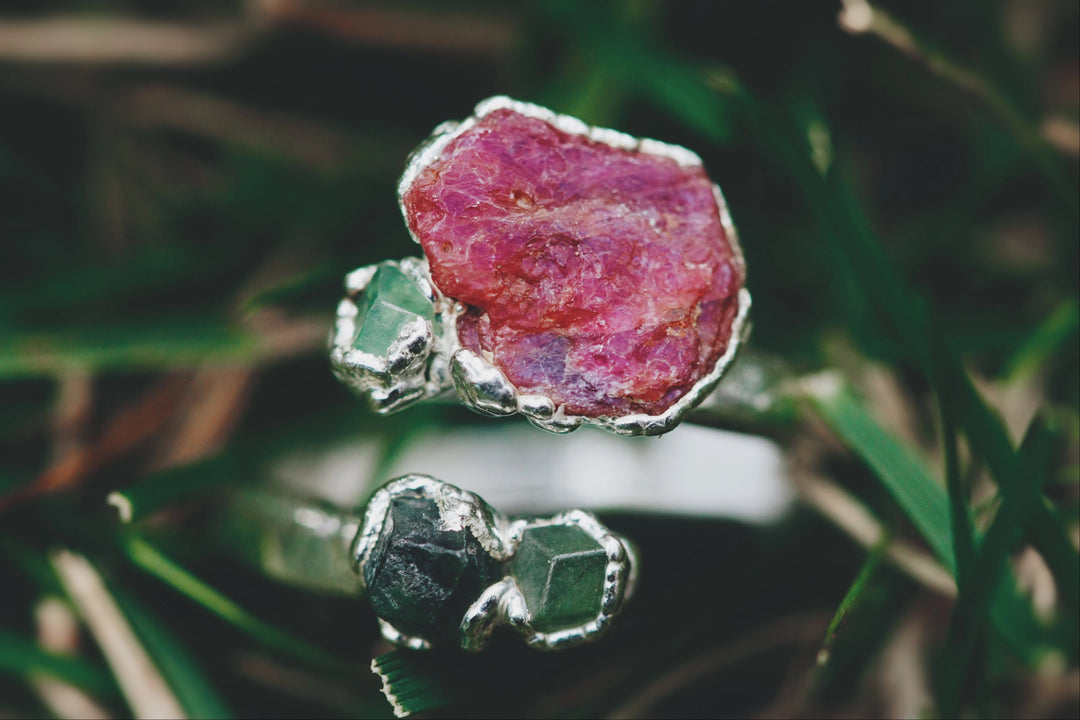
358, 478, 627, 650
402, 105, 744, 418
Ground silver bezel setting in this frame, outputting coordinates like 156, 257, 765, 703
335, 95, 751, 435
353, 474, 636, 652
329, 257, 459, 413
494, 509, 638, 650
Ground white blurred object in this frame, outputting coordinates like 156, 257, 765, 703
388, 424, 793, 522
271, 424, 793, 524
271, 439, 382, 507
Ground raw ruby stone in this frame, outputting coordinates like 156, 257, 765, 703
402, 108, 743, 417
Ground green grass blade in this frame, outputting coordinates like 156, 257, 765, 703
948, 366, 1080, 613
719, 78, 1080, 634
939, 416, 1062, 714
122, 535, 342, 668
932, 346, 982, 715
1004, 299, 1080, 382
937, 366, 976, 592
108, 456, 238, 524
821, 162, 1080, 617
807, 384, 953, 570
0, 535, 63, 595
538, 0, 733, 142
371, 651, 472, 718
0, 628, 120, 700
843, 3, 1078, 214
807, 382, 1048, 660
0, 245, 213, 323
824, 142, 1080, 626
817, 534, 889, 668
0, 317, 257, 377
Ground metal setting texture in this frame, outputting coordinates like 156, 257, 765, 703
500, 510, 639, 650
329, 257, 455, 413
330, 95, 751, 436
353, 474, 637, 652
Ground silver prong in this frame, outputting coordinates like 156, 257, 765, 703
330, 259, 455, 414
450, 349, 518, 417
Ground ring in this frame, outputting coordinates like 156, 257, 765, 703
331, 96, 750, 436
230, 475, 637, 652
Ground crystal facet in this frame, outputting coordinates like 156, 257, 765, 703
511, 524, 607, 633
363, 495, 501, 640
351, 263, 434, 361
402, 107, 743, 418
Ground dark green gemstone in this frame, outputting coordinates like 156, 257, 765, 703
352, 264, 434, 359
511, 524, 607, 633
364, 495, 501, 641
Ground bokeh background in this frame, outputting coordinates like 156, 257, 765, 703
1, 1, 1078, 718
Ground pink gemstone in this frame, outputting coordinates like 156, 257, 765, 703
402, 107, 743, 418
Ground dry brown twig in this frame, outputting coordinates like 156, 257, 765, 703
49, 369, 94, 464
793, 469, 957, 598
253, 0, 516, 56
0, 19, 251, 65
839, 0, 1079, 158
787, 428, 958, 599
0, 376, 192, 514
32, 597, 113, 720
52, 550, 186, 719
120, 86, 368, 174
149, 240, 327, 472
873, 599, 939, 719
0, 1, 516, 66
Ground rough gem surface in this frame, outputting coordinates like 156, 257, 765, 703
402, 107, 743, 417
363, 495, 501, 640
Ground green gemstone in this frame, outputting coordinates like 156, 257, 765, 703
352, 264, 434, 359
511, 524, 607, 633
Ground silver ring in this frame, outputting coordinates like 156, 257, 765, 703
231, 475, 637, 652
331, 96, 750, 436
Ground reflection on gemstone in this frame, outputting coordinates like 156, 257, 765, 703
351, 262, 434, 362
511, 523, 607, 633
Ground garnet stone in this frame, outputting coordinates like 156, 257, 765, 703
363, 495, 501, 641
402, 104, 744, 418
